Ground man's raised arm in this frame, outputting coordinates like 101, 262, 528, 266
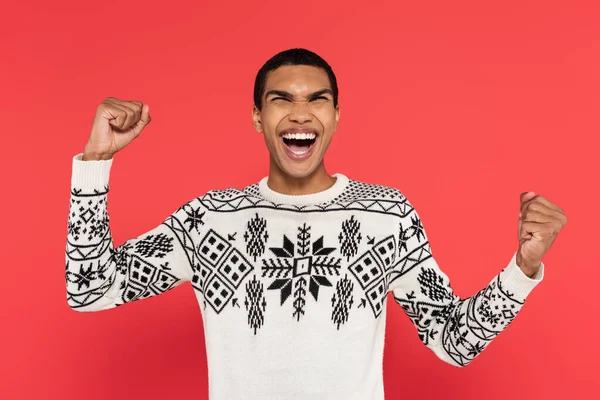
65, 98, 203, 311
388, 193, 565, 366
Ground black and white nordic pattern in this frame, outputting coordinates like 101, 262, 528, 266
331, 274, 355, 329
347, 235, 397, 318
244, 213, 269, 262
66, 187, 189, 309
398, 216, 426, 257
262, 223, 341, 321
67, 188, 110, 242
338, 215, 362, 261
450, 277, 523, 363
394, 288, 451, 345
66, 174, 536, 367
333, 180, 403, 202
181, 203, 205, 234
198, 180, 414, 218
387, 216, 432, 288
393, 267, 526, 366
195, 229, 254, 313
417, 267, 454, 302
117, 250, 180, 303
244, 275, 267, 334
134, 233, 174, 258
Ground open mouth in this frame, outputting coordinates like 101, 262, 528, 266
281, 132, 318, 157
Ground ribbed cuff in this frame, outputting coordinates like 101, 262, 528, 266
499, 251, 544, 302
71, 153, 113, 191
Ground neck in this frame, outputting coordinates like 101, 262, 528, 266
267, 158, 336, 195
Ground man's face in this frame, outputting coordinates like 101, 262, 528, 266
252, 65, 340, 179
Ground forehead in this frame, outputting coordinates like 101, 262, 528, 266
264, 65, 331, 94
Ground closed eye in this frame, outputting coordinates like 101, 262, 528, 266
271, 96, 329, 102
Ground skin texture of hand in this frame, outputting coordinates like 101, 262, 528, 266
517, 191, 568, 278
83, 97, 151, 160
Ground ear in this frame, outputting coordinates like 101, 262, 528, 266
334, 103, 340, 130
252, 105, 263, 133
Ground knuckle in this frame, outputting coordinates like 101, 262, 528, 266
553, 223, 562, 234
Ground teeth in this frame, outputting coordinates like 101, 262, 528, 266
282, 132, 316, 140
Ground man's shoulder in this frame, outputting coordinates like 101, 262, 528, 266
338, 176, 408, 203
184, 180, 260, 201
180, 182, 262, 212
203, 185, 257, 200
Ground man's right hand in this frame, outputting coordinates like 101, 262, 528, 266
82, 97, 151, 160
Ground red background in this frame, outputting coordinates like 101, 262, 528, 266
1, 0, 598, 399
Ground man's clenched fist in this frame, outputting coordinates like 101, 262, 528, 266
83, 97, 151, 160
517, 191, 568, 278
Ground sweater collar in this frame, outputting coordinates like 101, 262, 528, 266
258, 174, 349, 206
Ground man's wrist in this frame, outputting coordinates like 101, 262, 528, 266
516, 252, 542, 278
82, 149, 114, 161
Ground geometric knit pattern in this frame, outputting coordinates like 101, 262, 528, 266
66, 158, 544, 399
66, 179, 537, 361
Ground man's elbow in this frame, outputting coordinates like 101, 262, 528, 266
444, 358, 473, 368
431, 345, 477, 368
66, 293, 113, 312
66, 299, 94, 312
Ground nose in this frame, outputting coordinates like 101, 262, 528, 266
289, 102, 312, 123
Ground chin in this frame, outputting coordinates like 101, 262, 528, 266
277, 158, 322, 180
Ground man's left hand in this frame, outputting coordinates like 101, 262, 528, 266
517, 192, 568, 278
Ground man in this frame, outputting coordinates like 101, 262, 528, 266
65, 48, 567, 399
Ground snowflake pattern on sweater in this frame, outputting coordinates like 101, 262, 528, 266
65, 154, 543, 398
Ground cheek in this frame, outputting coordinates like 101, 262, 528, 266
259, 112, 281, 147
314, 110, 336, 128
261, 131, 279, 156
261, 109, 286, 131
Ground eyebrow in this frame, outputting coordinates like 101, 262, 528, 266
264, 89, 333, 101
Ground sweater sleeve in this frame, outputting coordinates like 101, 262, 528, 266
388, 196, 544, 367
65, 153, 204, 311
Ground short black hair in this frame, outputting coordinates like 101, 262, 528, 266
253, 48, 338, 111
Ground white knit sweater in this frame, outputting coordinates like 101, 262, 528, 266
65, 153, 543, 400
